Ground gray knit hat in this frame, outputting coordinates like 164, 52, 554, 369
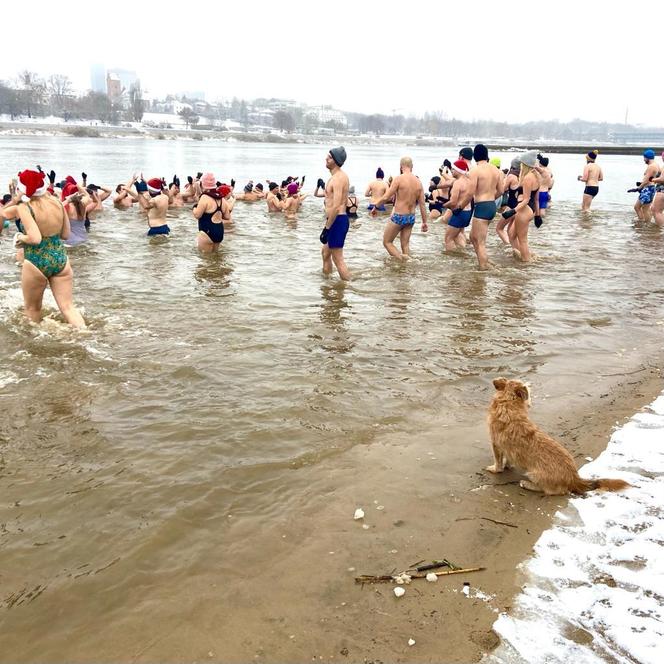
329, 146, 347, 167
519, 151, 538, 168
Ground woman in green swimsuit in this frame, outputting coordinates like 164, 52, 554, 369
13, 170, 86, 328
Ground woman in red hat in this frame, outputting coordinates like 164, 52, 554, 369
11, 169, 85, 328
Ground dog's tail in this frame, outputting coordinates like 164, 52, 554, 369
572, 477, 631, 494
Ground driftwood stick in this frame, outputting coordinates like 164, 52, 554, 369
456, 516, 518, 528
355, 566, 485, 584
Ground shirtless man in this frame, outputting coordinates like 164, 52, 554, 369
536, 155, 553, 217
457, 144, 502, 270
235, 182, 262, 202
114, 175, 136, 209
578, 150, 603, 211
320, 146, 350, 280
370, 156, 428, 260
443, 160, 472, 252
266, 182, 285, 212
137, 177, 171, 236
365, 167, 388, 212
632, 149, 659, 222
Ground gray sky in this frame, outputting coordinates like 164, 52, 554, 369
2, 0, 661, 126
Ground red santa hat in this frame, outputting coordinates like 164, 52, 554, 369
62, 182, 79, 199
147, 178, 163, 194
17, 170, 47, 199
65, 175, 77, 185
218, 184, 232, 198
452, 159, 469, 174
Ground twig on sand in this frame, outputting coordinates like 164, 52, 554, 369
599, 366, 649, 377
355, 566, 485, 584
456, 516, 518, 528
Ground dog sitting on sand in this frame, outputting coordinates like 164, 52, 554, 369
486, 377, 630, 496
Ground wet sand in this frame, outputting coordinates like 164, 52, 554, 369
2, 358, 660, 663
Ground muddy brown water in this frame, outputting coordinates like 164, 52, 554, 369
1, 137, 663, 661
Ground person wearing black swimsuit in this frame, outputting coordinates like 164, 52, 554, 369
508, 152, 540, 263
193, 173, 228, 253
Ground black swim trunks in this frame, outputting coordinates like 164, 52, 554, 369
583, 186, 599, 198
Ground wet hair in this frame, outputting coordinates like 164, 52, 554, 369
255, 183, 264, 191
115, 184, 123, 193
281, 180, 287, 188
1, 194, 11, 205
269, 182, 279, 191
68, 194, 85, 220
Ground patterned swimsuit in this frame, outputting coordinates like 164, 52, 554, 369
20, 204, 68, 278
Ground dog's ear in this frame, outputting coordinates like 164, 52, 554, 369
493, 378, 507, 391
515, 385, 529, 401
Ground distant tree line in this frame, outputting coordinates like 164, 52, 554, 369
0, 71, 144, 124
0, 71, 653, 141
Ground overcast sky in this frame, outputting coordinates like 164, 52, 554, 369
2, 0, 662, 126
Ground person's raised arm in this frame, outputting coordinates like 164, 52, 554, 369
192, 194, 207, 219
98, 186, 112, 202
15, 204, 42, 245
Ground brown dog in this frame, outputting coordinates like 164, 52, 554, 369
486, 377, 630, 495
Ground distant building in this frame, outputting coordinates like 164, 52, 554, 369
180, 91, 205, 102
106, 73, 122, 101
610, 129, 664, 144
107, 69, 139, 96
90, 64, 106, 93
309, 105, 348, 128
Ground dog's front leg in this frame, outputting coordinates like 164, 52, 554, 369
485, 441, 506, 473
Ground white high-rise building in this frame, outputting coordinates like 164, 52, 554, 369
90, 63, 106, 93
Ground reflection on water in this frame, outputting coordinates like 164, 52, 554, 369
1, 138, 664, 659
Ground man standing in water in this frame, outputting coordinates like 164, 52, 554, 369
137, 177, 171, 235
458, 144, 502, 270
365, 167, 388, 212
632, 149, 659, 222
578, 150, 603, 211
370, 157, 428, 260
536, 155, 553, 218
320, 147, 350, 281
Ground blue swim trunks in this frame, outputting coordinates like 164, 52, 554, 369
448, 210, 472, 228
368, 203, 387, 212
639, 185, 656, 205
538, 191, 549, 209
327, 214, 349, 248
473, 200, 497, 221
147, 224, 170, 236
391, 213, 416, 226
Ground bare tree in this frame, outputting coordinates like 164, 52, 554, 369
47, 74, 73, 119
16, 70, 45, 118
178, 107, 195, 129
273, 110, 295, 133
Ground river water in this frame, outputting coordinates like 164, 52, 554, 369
1, 136, 663, 661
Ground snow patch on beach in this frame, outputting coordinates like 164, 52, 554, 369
486, 394, 664, 664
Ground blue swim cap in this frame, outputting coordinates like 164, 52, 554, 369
644, 149, 655, 159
